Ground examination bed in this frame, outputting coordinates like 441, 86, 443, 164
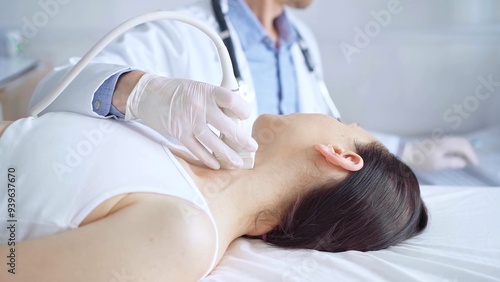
202, 185, 500, 281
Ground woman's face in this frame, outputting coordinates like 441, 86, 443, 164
252, 114, 378, 159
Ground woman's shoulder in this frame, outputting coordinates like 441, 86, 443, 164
80, 193, 219, 279
2, 192, 220, 281
116, 193, 219, 277
0, 121, 14, 138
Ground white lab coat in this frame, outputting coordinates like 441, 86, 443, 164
30, 0, 400, 152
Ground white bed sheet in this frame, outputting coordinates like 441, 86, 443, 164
202, 186, 500, 282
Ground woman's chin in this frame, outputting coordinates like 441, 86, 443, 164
251, 114, 289, 145
251, 114, 272, 141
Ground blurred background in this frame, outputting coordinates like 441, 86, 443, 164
0, 0, 499, 134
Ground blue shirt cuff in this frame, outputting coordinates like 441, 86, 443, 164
92, 69, 132, 120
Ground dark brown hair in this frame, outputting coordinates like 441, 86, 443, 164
264, 142, 428, 252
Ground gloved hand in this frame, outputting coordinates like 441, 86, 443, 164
401, 136, 479, 170
125, 73, 258, 170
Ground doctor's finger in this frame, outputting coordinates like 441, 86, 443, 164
208, 110, 258, 152
194, 124, 244, 168
440, 138, 479, 165
213, 88, 252, 120
458, 146, 479, 165
441, 156, 468, 170
181, 135, 221, 170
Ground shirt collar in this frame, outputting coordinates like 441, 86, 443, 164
226, 0, 297, 50
274, 11, 298, 48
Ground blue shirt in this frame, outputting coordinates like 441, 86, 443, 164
93, 0, 299, 117
92, 69, 130, 119
226, 0, 298, 115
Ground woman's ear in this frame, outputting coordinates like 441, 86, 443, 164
315, 144, 364, 172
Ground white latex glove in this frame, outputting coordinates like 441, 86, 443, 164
401, 136, 479, 170
125, 73, 258, 170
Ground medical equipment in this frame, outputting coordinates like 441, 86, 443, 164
211, 0, 341, 119
0, 30, 24, 58
29, 11, 255, 170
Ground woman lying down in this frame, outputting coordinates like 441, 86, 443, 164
0, 112, 427, 281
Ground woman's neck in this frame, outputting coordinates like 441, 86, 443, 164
245, 0, 284, 42
175, 155, 304, 242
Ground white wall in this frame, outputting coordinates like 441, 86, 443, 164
1, 0, 499, 135
293, 0, 500, 135
0, 0, 200, 64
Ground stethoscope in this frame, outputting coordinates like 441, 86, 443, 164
211, 0, 341, 119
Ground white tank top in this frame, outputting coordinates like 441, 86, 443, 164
0, 112, 219, 274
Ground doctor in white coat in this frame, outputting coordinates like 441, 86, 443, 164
30, 0, 477, 170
